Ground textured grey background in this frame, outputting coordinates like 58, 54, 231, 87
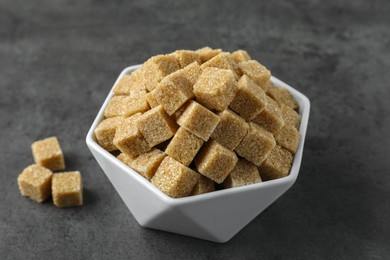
1, 0, 389, 259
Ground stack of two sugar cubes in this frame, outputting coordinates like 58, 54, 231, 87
94, 47, 301, 198
17, 137, 83, 207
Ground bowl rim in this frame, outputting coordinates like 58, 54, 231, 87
86, 64, 310, 206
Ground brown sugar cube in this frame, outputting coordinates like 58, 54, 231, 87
153, 69, 194, 115
113, 113, 151, 157
196, 47, 222, 63
141, 54, 180, 91
190, 175, 215, 196
94, 117, 124, 151
238, 60, 271, 89
151, 156, 200, 198
129, 149, 166, 180
229, 75, 267, 121
252, 96, 285, 134
235, 123, 276, 166
229, 55, 241, 77
231, 50, 251, 63
195, 140, 238, 184
211, 109, 249, 150
173, 50, 201, 68
31, 136, 65, 171
200, 52, 239, 78
193, 67, 237, 111
177, 101, 220, 141
199, 52, 233, 70
104, 95, 150, 118
274, 125, 300, 154
262, 80, 275, 92
152, 63, 200, 109
117, 152, 136, 165
267, 85, 299, 111
181, 62, 202, 87
172, 100, 191, 121
145, 91, 159, 108
52, 171, 83, 208
165, 127, 204, 166
17, 164, 53, 203
281, 104, 301, 129
259, 145, 293, 181
112, 69, 146, 95
223, 159, 262, 188
128, 89, 147, 99
136, 105, 178, 147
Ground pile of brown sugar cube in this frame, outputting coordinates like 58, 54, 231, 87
94, 47, 301, 198
17, 137, 83, 207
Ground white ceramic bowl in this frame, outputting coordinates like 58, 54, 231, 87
86, 65, 310, 243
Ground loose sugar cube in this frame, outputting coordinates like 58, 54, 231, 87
193, 67, 237, 111
52, 171, 83, 208
196, 47, 222, 63
17, 164, 53, 203
181, 62, 202, 86
130, 149, 166, 180
281, 104, 301, 129
252, 96, 285, 134
151, 156, 200, 198
153, 69, 194, 115
117, 152, 136, 165
145, 91, 159, 108
274, 125, 299, 154
104, 95, 149, 118
223, 159, 261, 188
94, 117, 124, 151
136, 105, 178, 147
142, 54, 180, 91
229, 75, 267, 121
177, 101, 220, 141
211, 109, 248, 150
235, 123, 276, 166
200, 53, 239, 78
173, 50, 201, 68
195, 140, 238, 184
258, 145, 293, 181
190, 175, 215, 195
231, 50, 251, 63
165, 127, 204, 166
31, 136, 65, 171
267, 85, 299, 111
113, 113, 151, 157
238, 60, 271, 89
113, 69, 146, 95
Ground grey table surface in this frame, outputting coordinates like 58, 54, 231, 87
1, 0, 389, 259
